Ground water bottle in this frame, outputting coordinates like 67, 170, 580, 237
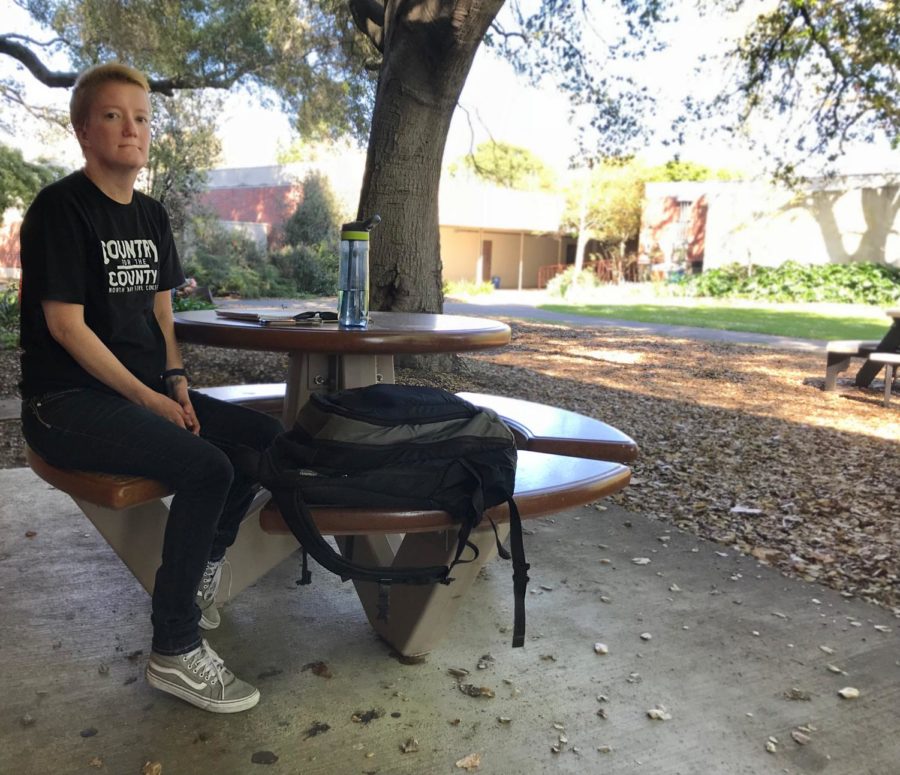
338, 214, 381, 328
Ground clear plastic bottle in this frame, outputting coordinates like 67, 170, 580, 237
338, 215, 380, 328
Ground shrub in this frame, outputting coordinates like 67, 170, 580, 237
270, 243, 340, 296
183, 218, 268, 297
0, 285, 19, 350
545, 267, 602, 300
443, 279, 495, 297
682, 261, 900, 305
284, 171, 342, 248
172, 294, 216, 312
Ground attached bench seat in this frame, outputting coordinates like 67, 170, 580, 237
198, 384, 639, 464
258, 451, 629, 535
27, 445, 629, 655
27, 446, 630, 535
457, 391, 637, 463
824, 340, 880, 390
197, 383, 286, 416
26, 389, 635, 656
868, 351, 900, 406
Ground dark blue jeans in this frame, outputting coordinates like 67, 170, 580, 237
22, 388, 283, 655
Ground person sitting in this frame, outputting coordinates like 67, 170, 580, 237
18, 62, 283, 714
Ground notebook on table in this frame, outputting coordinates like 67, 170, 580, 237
215, 309, 339, 326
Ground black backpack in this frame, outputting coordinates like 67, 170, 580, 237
255, 384, 530, 647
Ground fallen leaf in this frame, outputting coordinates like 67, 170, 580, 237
455, 752, 482, 770
303, 721, 330, 738
351, 709, 384, 724
458, 684, 494, 698
400, 738, 419, 753
141, 763, 162, 775
301, 661, 333, 678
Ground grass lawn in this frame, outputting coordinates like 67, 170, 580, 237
538, 300, 893, 341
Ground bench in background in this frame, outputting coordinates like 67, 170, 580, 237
869, 352, 900, 406
824, 340, 879, 390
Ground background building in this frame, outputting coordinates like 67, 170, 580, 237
640, 176, 900, 276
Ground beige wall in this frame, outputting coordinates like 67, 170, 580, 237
699, 182, 900, 270
440, 227, 564, 289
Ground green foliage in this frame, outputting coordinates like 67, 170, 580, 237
682, 261, 900, 306
443, 279, 495, 297
539, 299, 892, 341
171, 294, 215, 312
715, 0, 899, 178
545, 267, 603, 300
284, 171, 342, 247
0, 144, 63, 212
450, 141, 557, 191
182, 217, 269, 297
145, 92, 221, 241
644, 159, 741, 182
0, 285, 20, 350
183, 215, 339, 299
10, 0, 377, 142
563, 160, 646, 247
270, 243, 340, 296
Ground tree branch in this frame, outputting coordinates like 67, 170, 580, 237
0, 35, 77, 87
0, 35, 245, 95
348, 0, 385, 52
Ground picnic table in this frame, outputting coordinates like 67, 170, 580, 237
173, 307, 511, 424
26, 307, 638, 655
854, 308, 900, 388
825, 308, 900, 391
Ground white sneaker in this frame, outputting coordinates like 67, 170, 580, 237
146, 640, 259, 713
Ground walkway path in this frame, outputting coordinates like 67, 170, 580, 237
444, 290, 826, 353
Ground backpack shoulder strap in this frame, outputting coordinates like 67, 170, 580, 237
507, 498, 530, 648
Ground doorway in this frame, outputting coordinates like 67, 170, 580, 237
480, 240, 493, 283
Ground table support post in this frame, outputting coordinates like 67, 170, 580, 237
337, 524, 510, 657
339, 354, 395, 390
283, 353, 334, 425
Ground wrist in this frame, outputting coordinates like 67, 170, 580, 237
162, 368, 189, 399
162, 367, 188, 381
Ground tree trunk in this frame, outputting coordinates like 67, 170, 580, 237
357, 0, 504, 313
574, 228, 589, 274
573, 173, 591, 273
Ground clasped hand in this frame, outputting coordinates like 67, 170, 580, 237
155, 376, 200, 434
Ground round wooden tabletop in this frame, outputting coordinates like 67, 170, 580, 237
173, 309, 511, 355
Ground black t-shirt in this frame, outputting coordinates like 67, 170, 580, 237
19, 170, 185, 399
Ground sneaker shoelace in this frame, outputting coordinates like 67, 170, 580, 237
200, 559, 225, 602
184, 640, 228, 697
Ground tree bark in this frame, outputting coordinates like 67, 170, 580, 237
356, 0, 504, 313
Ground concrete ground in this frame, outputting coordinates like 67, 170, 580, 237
2, 467, 898, 775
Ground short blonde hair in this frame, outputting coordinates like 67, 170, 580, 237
70, 63, 151, 130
